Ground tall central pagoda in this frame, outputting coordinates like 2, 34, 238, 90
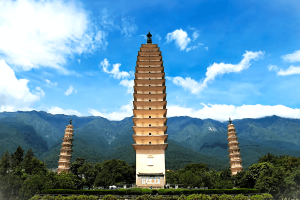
132, 32, 168, 188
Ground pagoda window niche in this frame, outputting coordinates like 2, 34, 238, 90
148, 155, 153, 166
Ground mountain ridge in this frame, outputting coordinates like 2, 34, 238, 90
0, 111, 300, 170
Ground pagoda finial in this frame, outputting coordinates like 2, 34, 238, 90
147, 31, 152, 44
229, 117, 232, 125
69, 118, 72, 125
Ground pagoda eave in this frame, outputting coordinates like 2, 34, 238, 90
132, 143, 168, 151
134, 93, 166, 100
133, 101, 167, 107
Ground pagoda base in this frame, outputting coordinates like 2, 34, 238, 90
136, 173, 165, 188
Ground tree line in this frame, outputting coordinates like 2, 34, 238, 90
1, 146, 300, 199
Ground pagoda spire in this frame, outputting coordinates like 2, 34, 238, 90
227, 118, 243, 175
147, 31, 152, 44
57, 119, 74, 173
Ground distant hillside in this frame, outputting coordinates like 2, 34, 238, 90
0, 111, 300, 170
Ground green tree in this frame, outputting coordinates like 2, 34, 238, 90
94, 159, 135, 188
55, 171, 77, 189
0, 150, 10, 175
0, 173, 23, 200
78, 162, 96, 189
23, 148, 35, 174
11, 145, 24, 170
20, 171, 57, 199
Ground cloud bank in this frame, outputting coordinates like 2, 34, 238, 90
167, 104, 300, 122
0, 59, 43, 112
170, 51, 264, 94
0, 0, 107, 72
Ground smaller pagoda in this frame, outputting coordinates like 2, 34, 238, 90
227, 118, 243, 175
57, 118, 74, 173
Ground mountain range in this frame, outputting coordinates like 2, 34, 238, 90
0, 111, 300, 171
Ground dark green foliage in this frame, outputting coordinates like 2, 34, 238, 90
11, 145, 24, 169
136, 194, 153, 200
233, 194, 247, 200
127, 188, 143, 195
94, 159, 135, 188
0, 150, 10, 175
142, 188, 152, 194
103, 195, 118, 200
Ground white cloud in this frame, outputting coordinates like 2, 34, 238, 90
282, 50, 300, 63
166, 29, 191, 51
45, 79, 57, 87
101, 58, 131, 79
0, 59, 42, 112
47, 106, 81, 116
171, 51, 264, 94
168, 104, 300, 122
89, 102, 132, 120
192, 30, 199, 41
268, 64, 300, 76
64, 85, 77, 96
0, 0, 107, 72
166, 28, 204, 52
205, 47, 209, 51
121, 17, 138, 38
156, 34, 162, 42
140, 35, 147, 40
120, 79, 134, 94
34, 87, 45, 97
186, 43, 204, 52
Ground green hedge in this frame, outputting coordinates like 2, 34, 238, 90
40, 188, 260, 196
32, 193, 272, 200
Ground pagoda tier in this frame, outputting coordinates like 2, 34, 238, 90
134, 93, 166, 101
227, 119, 243, 175
132, 33, 168, 188
57, 121, 74, 174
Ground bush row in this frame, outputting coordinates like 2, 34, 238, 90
40, 188, 260, 196
31, 193, 273, 200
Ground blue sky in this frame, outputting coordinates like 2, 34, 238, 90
1, 0, 300, 121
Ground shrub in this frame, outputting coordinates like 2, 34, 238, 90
198, 194, 210, 200
31, 195, 42, 200
103, 195, 118, 200
261, 193, 273, 200
178, 195, 186, 200
54, 195, 64, 200
88, 196, 98, 200
234, 194, 247, 200
187, 194, 210, 200
187, 194, 198, 200
158, 189, 167, 195
219, 194, 233, 200
41, 195, 55, 200
128, 188, 143, 195
118, 189, 127, 195
142, 189, 152, 195
250, 195, 263, 200
152, 189, 159, 195
174, 189, 183, 195
166, 196, 179, 200
153, 195, 164, 200
136, 194, 153, 200
181, 190, 191, 195
210, 194, 219, 200
166, 189, 175, 195
66, 195, 78, 200
77, 195, 89, 200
